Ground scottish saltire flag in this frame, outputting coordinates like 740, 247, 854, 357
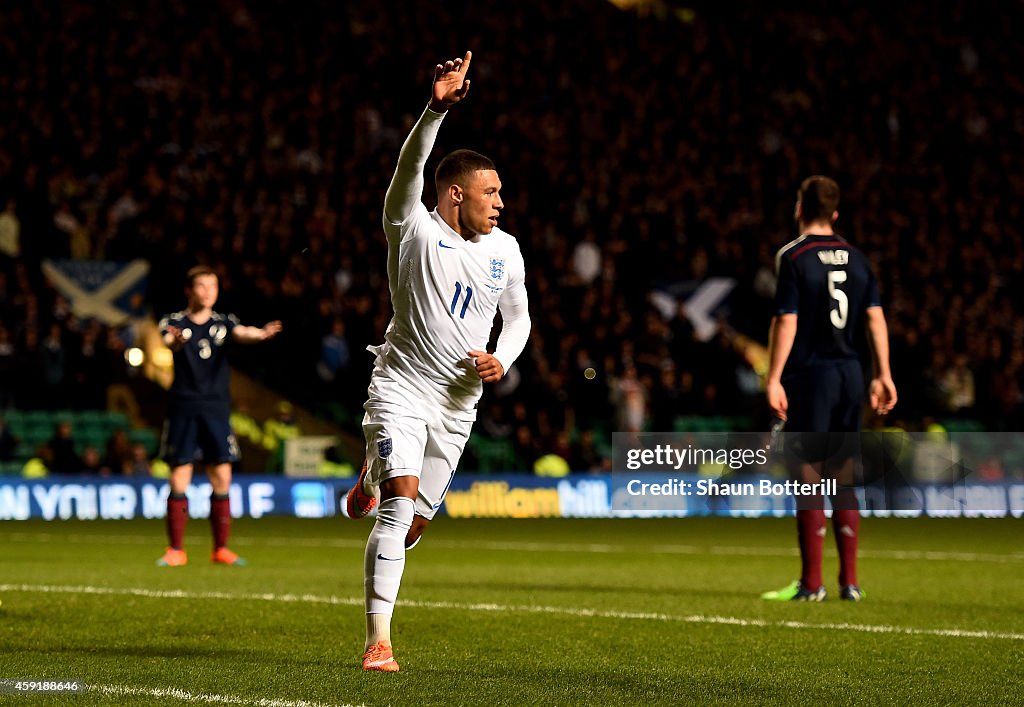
650, 277, 737, 342
41, 259, 150, 325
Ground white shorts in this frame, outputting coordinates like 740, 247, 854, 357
362, 403, 473, 520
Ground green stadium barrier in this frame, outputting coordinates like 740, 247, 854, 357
128, 428, 160, 456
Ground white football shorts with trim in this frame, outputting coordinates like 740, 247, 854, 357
361, 403, 472, 521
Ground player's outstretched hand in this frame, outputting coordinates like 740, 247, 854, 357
262, 321, 283, 340
429, 51, 472, 113
468, 349, 503, 383
164, 325, 188, 351
870, 376, 897, 416
765, 378, 788, 422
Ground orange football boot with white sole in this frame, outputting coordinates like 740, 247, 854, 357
361, 640, 400, 672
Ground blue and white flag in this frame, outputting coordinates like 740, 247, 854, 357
41, 259, 150, 325
650, 277, 737, 342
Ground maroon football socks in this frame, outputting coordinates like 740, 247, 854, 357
167, 493, 189, 550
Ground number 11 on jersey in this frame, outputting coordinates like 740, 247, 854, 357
450, 281, 473, 319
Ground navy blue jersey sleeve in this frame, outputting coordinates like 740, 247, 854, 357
774, 252, 800, 315
863, 261, 881, 309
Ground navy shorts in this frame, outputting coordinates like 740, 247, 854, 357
782, 359, 864, 465
161, 407, 240, 467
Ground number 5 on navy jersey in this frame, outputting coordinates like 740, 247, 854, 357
827, 270, 848, 329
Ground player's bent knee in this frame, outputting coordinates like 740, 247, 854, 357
380, 474, 420, 502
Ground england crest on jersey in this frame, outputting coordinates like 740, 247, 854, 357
489, 258, 505, 281
377, 438, 393, 459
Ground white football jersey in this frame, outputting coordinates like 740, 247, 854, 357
368, 203, 527, 420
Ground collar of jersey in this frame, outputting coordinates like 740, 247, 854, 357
432, 209, 479, 248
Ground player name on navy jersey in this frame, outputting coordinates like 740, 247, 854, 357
160, 311, 239, 407
774, 234, 881, 376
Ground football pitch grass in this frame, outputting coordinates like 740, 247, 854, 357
2, 516, 1023, 706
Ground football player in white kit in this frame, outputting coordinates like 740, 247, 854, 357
346, 51, 531, 672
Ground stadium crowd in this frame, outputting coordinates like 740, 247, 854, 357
0, 0, 1022, 474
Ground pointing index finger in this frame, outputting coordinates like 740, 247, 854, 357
459, 50, 472, 75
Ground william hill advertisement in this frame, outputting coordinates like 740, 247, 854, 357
443, 479, 611, 518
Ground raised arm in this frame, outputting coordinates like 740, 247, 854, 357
383, 52, 473, 226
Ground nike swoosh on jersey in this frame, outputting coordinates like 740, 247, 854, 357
377, 553, 403, 561
438, 240, 456, 249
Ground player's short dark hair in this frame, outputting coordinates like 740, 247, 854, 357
798, 176, 840, 224
434, 149, 496, 194
185, 265, 217, 288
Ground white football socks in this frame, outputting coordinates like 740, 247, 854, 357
366, 614, 392, 650
364, 496, 414, 648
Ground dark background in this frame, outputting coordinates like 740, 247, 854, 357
1, 0, 1021, 473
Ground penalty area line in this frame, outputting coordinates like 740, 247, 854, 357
2, 583, 1023, 642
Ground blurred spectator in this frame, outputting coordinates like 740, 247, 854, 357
512, 425, 541, 471
104, 428, 134, 476
611, 365, 648, 433
922, 351, 950, 414
0, 200, 20, 261
263, 401, 301, 472
80, 446, 108, 475
569, 429, 609, 472
649, 363, 682, 432
0, 325, 15, 409
0, 416, 18, 461
479, 401, 514, 441
127, 443, 154, 477
316, 317, 352, 384
942, 354, 976, 416
41, 323, 66, 409
47, 421, 80, 474
570, 230, 602, 286
15, 328, 45, 409
69, 322, 107, 410
534, 452, 570, 477
22, 452, 49, 478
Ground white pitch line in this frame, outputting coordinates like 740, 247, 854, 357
2, 583, 1022, 642
0, 532, 365, 550
0, 583, 363, 607
3, 530, 1023, 564
91, 683, 358, 707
